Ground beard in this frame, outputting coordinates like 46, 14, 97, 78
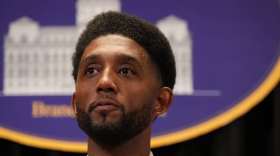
76, 99, 153, 146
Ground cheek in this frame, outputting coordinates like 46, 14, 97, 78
75, 81, 96, 110
120, 82, 155, 110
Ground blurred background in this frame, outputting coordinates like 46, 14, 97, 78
0, 0, 279, 156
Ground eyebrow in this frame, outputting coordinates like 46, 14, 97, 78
80, 54, 101, 65
114, 53, 142, 67
80, 53, 142, 68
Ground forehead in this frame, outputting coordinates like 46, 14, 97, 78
82, 35, 150, 63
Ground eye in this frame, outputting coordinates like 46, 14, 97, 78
85, 68, 98, 75
119, 68, 132, 75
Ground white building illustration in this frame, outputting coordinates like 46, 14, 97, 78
3, 0, 193, 95
156, 15, 193, 95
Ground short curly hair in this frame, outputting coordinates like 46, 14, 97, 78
72, 11, 176, 89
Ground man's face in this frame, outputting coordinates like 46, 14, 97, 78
72, 35, 161, 144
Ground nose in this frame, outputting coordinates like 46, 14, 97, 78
95, 68, 118, 94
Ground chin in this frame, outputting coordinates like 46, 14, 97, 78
91, 111, 123, 123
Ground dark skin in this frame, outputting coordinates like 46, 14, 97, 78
71, 35, 173, 156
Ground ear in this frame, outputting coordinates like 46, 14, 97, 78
71, 92, 77, 118
153, 87, 174, 117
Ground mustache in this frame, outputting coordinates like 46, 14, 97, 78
88, 95, 124, 113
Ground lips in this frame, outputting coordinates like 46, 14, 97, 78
90, 99, 120, 112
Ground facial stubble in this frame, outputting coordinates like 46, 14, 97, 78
76, 100, 153, 146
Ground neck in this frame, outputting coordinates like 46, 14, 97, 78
87, 126, 152, 156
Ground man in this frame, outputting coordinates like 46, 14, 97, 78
71, 11, 176, 156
